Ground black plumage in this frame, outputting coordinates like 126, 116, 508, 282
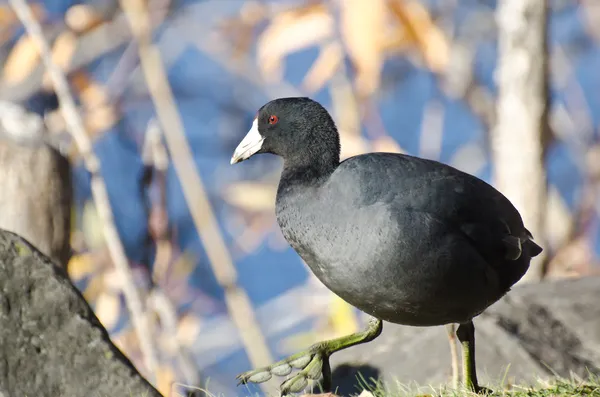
231, 97, 542, 395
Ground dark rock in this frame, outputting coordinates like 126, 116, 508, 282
330, 276, 600, 395
0, 229, 161, 397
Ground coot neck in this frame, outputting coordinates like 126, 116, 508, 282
280, 149, 339, 188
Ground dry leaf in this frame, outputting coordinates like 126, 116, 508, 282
85, 104, 119, 136
223, 182, 277, 212
3, 34, 40, 84
302, 41, 343, 93
388, 0, 448, 72
156, 365, 176, 397
42, 30, 77, 89
257, 3, 333, 82
111, 328, 140, 360
82, 274, 106, 302
95, 292, 121, 330
177, 313, 202, 347
65, 4, 105, 34
68, 253, 97, 281
339, 0, 387, 97
76, 77, 109, 108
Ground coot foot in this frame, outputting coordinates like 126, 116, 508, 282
236, 317, 383, 395
445, 323, 460, 389
456, 320, 481, 392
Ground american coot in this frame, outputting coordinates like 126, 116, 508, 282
230, 97, 543, 395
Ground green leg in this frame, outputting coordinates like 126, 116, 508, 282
445, 323, 460, 389
456, 321, 479, 392
236, 317, 383, 396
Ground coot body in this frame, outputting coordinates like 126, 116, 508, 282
277, 152, 531, 327
231, 97, 542, 394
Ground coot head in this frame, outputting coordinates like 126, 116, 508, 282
230, 97, 340, 169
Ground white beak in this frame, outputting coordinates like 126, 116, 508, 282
230, 118, 265, 164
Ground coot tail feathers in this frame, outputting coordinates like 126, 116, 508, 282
525, 238, 543, 258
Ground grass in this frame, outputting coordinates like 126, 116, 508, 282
355, 373, 600, 397
172, 373, 600, 397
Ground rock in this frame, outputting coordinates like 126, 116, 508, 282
0, 102, 72, 267
0, 229, 161, 397
330, 276, 600, 395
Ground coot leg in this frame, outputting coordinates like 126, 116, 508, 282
456, 320, 479, 391
236, 317, 382, 395
445, 323, 460, 389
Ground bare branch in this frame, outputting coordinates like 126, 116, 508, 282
116, 0, 275, 391
143, 119, 201, 391
8, 0, 159, 380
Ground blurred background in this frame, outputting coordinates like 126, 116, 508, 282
0, 0, 599, 395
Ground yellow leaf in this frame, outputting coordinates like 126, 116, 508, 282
95, 292, 121, 330
78, 78, 109, 109
302, 41, 343, 93
156, 365, 176, 397
389, 0, 449, 72
339, 0, 387, 97
0, 6, 15, 26
85, 104, 119, 136
82, 273, 105, 302
42, 30, 77, 89
65, 4, 105, 34
82, 201, 105, 250
223, 182, 277, 213
3, 34, 41, 85
257, 3, 333, 82
68, 253, 97, 281
177, 313, 202, 347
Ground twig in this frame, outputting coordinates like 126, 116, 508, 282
143, 119, 201, 391
117, 0, 275, 390
8, 0, 159, 380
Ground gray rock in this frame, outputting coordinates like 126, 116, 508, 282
330, 276, 600, 395
0, 229, 161, 397
0, 102, 72, 267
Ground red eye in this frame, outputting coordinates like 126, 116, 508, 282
268, 115, 279, 125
